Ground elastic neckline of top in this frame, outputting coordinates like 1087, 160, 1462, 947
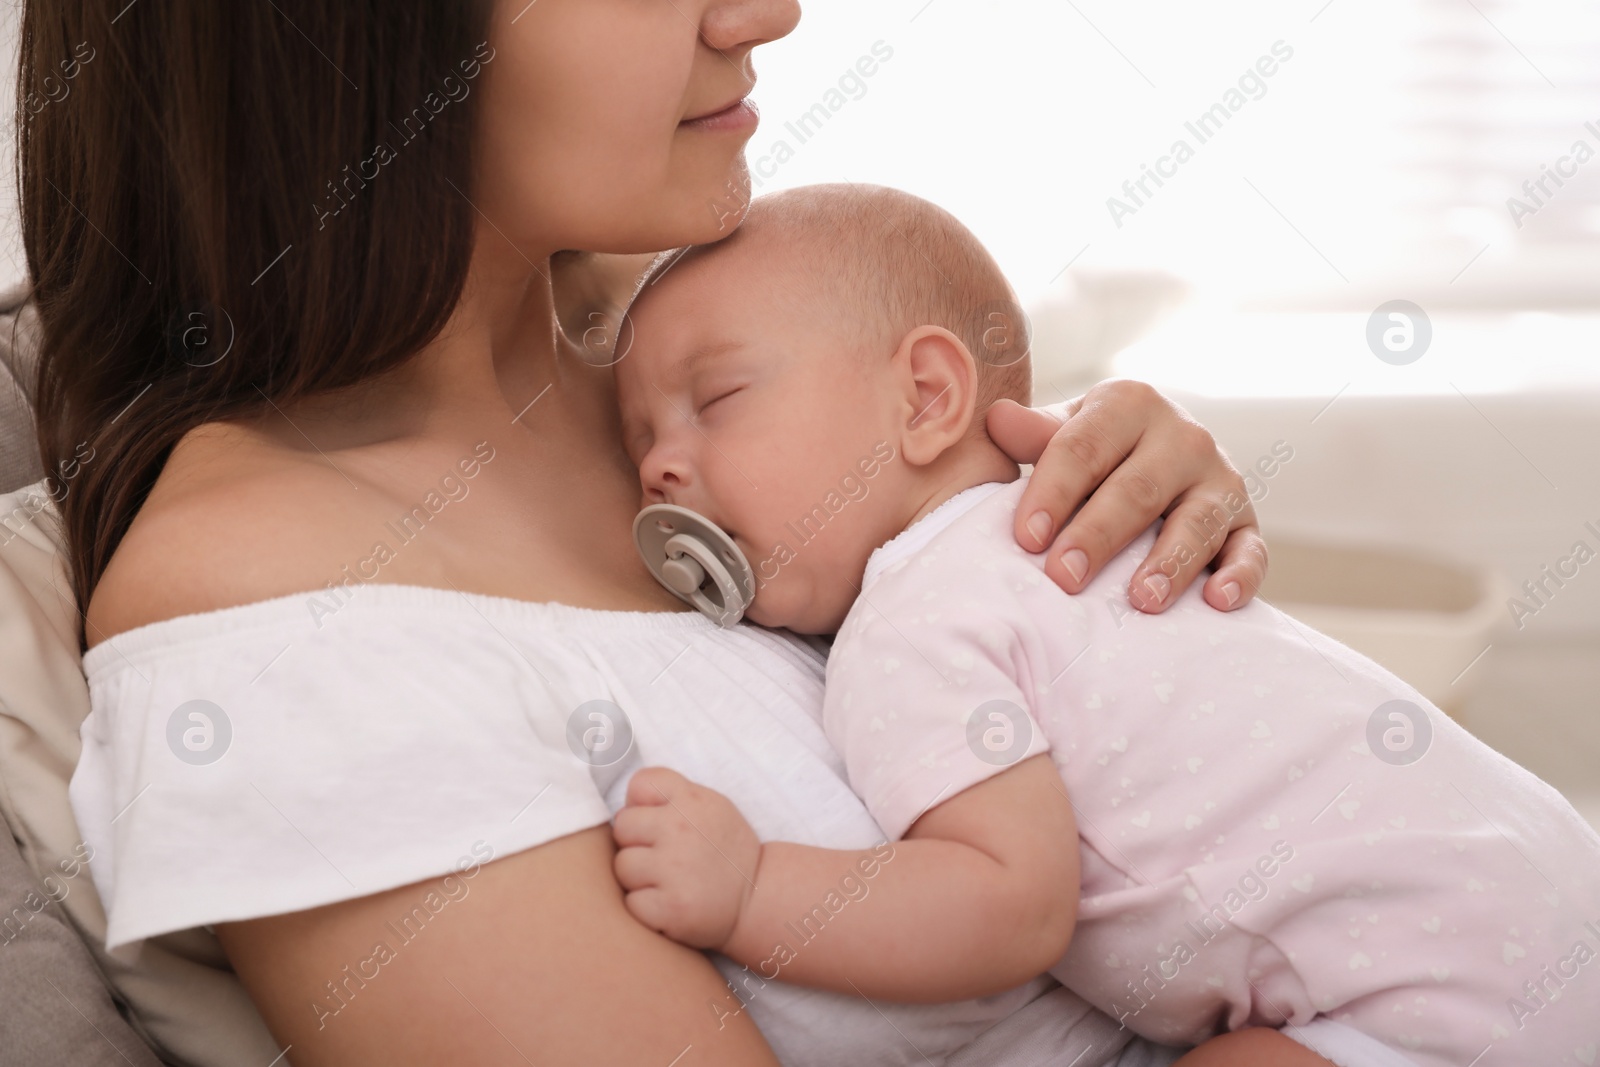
81, 582, 720, 677
860, 479, 1014, 589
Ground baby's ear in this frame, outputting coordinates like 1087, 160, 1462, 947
890, 325, 979, 467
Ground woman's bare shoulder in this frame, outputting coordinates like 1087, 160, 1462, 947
84, 420, 407, 647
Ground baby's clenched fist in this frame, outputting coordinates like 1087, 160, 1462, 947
611, 766, 762, 951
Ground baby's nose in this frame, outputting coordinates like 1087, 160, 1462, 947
639, 447, 690, 504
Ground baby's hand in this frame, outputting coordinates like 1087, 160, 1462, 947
611, 767, 760, 951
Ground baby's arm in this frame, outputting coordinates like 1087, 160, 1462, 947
612, 755, 1078, 1003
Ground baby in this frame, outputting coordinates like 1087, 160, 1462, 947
609, 183, 1600, 1067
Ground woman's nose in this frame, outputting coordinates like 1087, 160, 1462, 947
700, 0, 802, 56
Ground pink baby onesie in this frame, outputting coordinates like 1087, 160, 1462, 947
823, 477, 1600, 1067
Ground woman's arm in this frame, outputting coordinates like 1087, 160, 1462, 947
216, 826, 781, 1067
1176, 1028, 1339, 1066
612, 759, 1079, 1004
90, 413, 782, 1067
988, 380, 1268, 614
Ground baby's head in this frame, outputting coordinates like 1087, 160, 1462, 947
616, 183, 1030, 634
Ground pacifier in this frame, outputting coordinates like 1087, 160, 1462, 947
633, 504, 756, 628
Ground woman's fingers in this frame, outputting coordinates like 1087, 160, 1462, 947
1130, 489, 1261, 611
985, 397, 1078, 470
1013, 381, 1182, 561
987, 380, 1268, 611
1201, 525, 1269, 612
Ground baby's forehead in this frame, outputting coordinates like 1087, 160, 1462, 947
622, 218, 901, 375
640, 225, 805, 304
629, 238, 810, 342
627, 250, 738, 342
618, 266, 743, 386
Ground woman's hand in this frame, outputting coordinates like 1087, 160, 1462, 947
987, 380, 1267, 614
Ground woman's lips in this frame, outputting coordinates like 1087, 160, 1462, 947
680, 98, 759, 133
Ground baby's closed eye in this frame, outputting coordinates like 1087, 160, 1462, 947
695, 385, 745, 416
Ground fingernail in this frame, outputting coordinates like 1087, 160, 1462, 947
1025, 510, 1053, 549
1220, 580, 1240, 608
1061, 548, 1088, 584
1139, 572, 1170, 607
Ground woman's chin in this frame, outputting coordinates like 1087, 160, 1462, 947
683, 159, 754, 241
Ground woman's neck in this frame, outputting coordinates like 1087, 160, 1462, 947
273, 233, 584, 447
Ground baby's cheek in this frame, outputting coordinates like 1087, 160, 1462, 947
751, 562, 848, 635
745, 564, 811, 630
744, 598, 780, 629
745, 570, 793, 623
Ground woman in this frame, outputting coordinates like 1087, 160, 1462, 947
23, 2, 1311, 1064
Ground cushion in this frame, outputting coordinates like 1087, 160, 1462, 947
0, 479, 282, 1066
0, 818, 162, 1066
0, 283, 45, 494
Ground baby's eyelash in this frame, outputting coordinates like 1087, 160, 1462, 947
698, 387, 741, 413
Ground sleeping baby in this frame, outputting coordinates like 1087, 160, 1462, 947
608, 183, 1600, 1066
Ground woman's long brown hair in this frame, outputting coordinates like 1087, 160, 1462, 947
18, 2, 492, 646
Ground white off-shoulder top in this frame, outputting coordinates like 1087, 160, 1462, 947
71, 583, 1128, 1067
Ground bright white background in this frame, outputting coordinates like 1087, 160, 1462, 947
751, 0, 1600, 303
748, 0, 1600, 393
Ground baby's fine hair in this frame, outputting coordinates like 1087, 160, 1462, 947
635, 183, 1032, 413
